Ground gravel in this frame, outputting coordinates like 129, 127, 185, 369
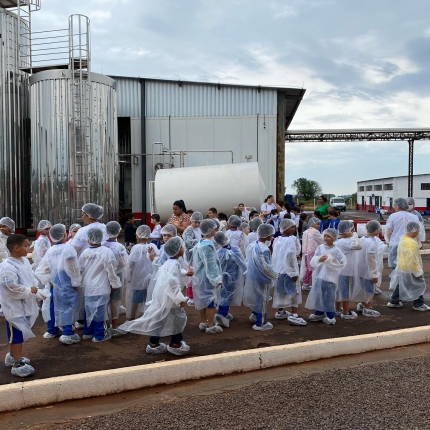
44, 355, 430, 430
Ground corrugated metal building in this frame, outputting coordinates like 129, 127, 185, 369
110, 76, 305, 222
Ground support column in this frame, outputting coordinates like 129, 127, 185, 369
276, 92, 286, 202
408, 139, 414, 197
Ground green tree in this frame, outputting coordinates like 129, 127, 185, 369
291, 178, 323, 200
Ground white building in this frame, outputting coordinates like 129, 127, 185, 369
357, 174, 430, 212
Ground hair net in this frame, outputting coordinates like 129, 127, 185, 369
200, 219, 217, 236
393, 198, 408, 211
37, 220, 52, 231
161, 224, 177, 237
366, 220, 381, 234
212, 218, 220, 228
190, 211, 203, 222
240, 222, 249, 231
406, 197, 416, 207
323, 228, 338, 240
69, 223, 81, 233
249, 207, 257, 212
308, 217, 321, 227
136, 225, 151, 239
228, 215, 241, 228
106, 221, 121, 238
164, 236, 183, 257
280, 218, 296, 233
338, 220, 354, 234
50, 224, 66, 242
214, 231, 230, 247
0, 217, 15, 233
87, 227, 104, 244
406, 221, 421, 233
82, 203, 104, 220
249, 217, 263, 232
257, 224, 275, 239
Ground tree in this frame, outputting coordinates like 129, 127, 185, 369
291, 178, 323, 201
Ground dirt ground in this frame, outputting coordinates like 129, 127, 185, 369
0, 251, 430, 386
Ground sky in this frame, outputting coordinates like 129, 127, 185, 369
32, 0, 430, 196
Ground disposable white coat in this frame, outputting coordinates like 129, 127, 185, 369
72, 222, 107, 256
226, 229, 246, 257
299, 228, 323, 281
183, 225, 201, 264
0, 232, 10, 262
30, 235, 51, 270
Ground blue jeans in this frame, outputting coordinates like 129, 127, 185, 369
315, 310, 335, 319
47, 287, 60, 335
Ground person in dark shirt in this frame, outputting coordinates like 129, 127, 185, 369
124, 213, 136, 251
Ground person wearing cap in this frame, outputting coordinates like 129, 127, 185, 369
102, 221, 129, 336
30, 220, 52, 272
149, 224, 178, 267
226, 215, 246, 257
35, 224, 82, 345
79, 227, 121, 343
68, 224, 81, 242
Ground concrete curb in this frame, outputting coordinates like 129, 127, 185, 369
0, 326, 429, 412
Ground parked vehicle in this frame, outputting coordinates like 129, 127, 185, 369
330, 197, 346, 212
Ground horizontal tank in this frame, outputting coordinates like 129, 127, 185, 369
154, 162, 266, 222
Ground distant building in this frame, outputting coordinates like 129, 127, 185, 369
357, 174, 430, 211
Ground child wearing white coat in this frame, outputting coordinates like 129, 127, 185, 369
30, 220, 52, 271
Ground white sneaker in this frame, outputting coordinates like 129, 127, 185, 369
11, 362, 35, 378
59, 334, 81, 345
252, 322, 273, 331
275, 310, 291, 320
226, 313, 234, 321
288, 315, 307, 326
309, 313, 325, 322
146, 342, 167, 354
119, 306, 127, 315
74, 322, 85, 329
214, 313, 230, 328
341, 311, 358, 320
387, 301, 403, 308
5, 353, 30, 367
362, 308, 380, 317
205, 324, 223, 334
374, 287, 382, 295
302, 284, 312, 291
43, 331, 60, 339
187, 299, 195, 306
198, 322, 208, 331
322, 316, 336, 325
356, 303, 365, 312
92, 332, 112, 343
82, 334, 93, 340
413, 304, 430, 311
249, 313, 257, 323
167, 341, 190, 356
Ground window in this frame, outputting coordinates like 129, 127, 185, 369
421, 183, 430, 190
366, 185, 373, 191
358, 186, 364, 191
384, 184, 393, 190
374, 185, 382, 191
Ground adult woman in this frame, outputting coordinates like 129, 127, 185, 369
315, 196, 332, 230
167, 200, 191, 235
261, 195, 282, 219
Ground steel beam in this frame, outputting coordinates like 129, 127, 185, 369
408, 139, 414, 197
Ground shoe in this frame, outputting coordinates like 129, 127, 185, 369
187, 299, 195, 306
205, 324, 223, 334
119, 305, 127, 315
288, 315, 307, 326
59, 334, 81, 345
322, 316, 336, 325
387, 302, 403, 308
198, 322, 208, 331
226, 313, 234, 321
82, 334, 94, 340
92, 333, 112, 343
362, 308, 380, 317
335, 308, 343, 317
309, 313, 325, 322
252, 322, 273, 331
74, 322, 84, 329
146, 342, 167, 354
341, 311, 358, 320
374, 287, 382, 295
109, 328, 127, 337
11, 362, 35, 378
214, 313, 230, 328
302, 284, 312, 291
356, 303, 365, 312
275, 310, 291, 320
413, 304, 430, 311
43, 331, 60, 339
167, 341, 190, 356
249, 313, 257, 323
5, 353, 30, 367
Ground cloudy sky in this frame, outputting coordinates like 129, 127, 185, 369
33, 0, 430, 196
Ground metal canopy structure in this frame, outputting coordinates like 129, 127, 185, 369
286, 128, 430, 197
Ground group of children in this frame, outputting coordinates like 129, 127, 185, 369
0, 196, 428, 377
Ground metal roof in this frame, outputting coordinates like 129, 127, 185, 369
358, 173, 430, 183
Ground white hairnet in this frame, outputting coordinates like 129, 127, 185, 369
0, 217, 15, 233
338, 220, 354, 234
190, 211, 203, 222
280, 218, 296, 233
406, 197, 416, 207
106, 221, 121, 238
214, 231, 230, 247
136, 225, 151, 239
393, 198, 408, 210
249, 207, 257, 212
161, 224, 177, 237
323, 228, 338, 240
200, 219, 217, 235
87, 227, 104, 244
308, 217, 320, 227
240, 222, 249, 231
257, 224, 275, 239
406, 221, 421, 233
366, 220, 381, 234
68, 223, 81, 238
82, 203, 104, 220
164, 236, 183, 257
37, 220, 52, 231
228, 215, 241, 228
50, 224, 66, 242
212, 218, 220, 228
249, 217, 263, 232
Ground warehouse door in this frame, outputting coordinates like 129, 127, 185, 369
361, 196, 365, 210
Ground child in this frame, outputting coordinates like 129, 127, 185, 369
266, 209, 281, 237
328, 210, 340, 230
387, 221, 429, 311
297, 213, 309, 242
305, 228, 346, 325
213, 231, 247, 328
126, 225, 158, 319
299, 217, 324, 291
119, 237, 190, 355
68, 223, 81, 241
79, 227, 121, 342
272, 219, 307, 326
35, 224, 82, 345
218, 213, 228, 232
352, 221, 386, 317
248, 217, 263, 245
192, 219, 223, 334
249, 210, 260, 220
0, 217, 15, 262
30, 220, 52, 271
149, 213, 162, 249
335, 221, 361, 320
243, 224, 278, 331
226, 215, 246, 256
123, 213, 136, 250
0, 234, 49, 377
103, 221, 129, 335
290, 206, 299, 224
